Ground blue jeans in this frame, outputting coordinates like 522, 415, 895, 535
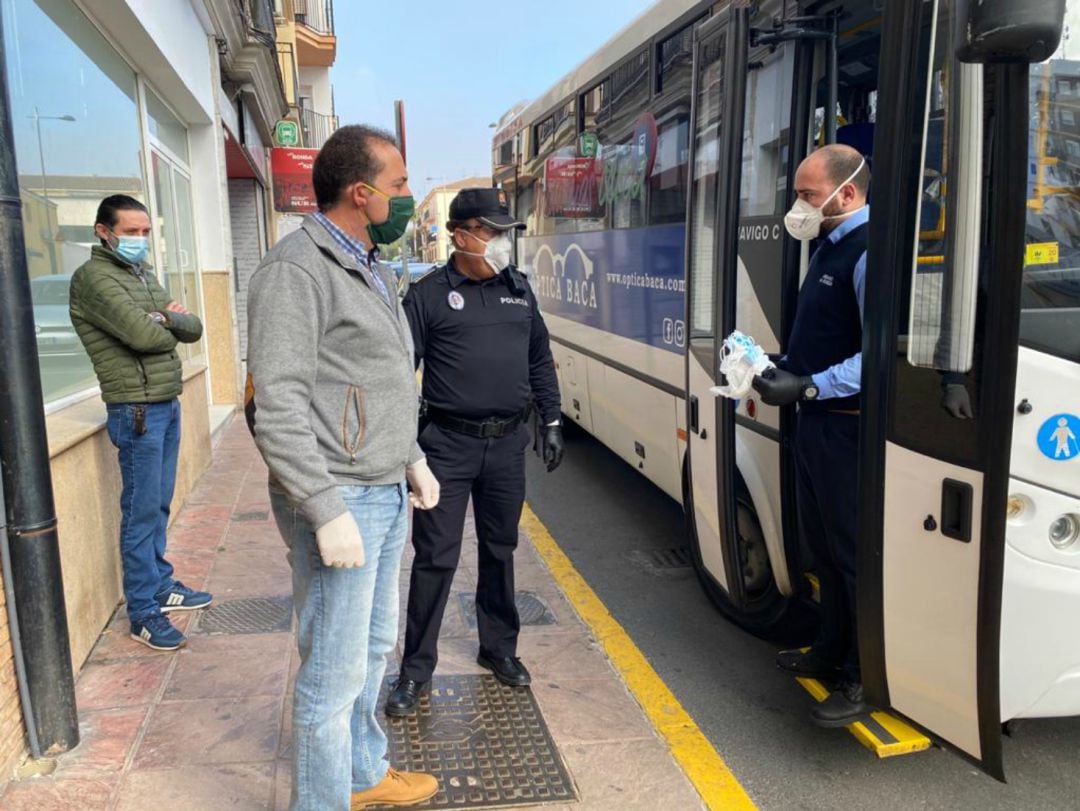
270, 482, 408, 811
105, 399, 180, 624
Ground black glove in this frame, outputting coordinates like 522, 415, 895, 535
751, 368, 812, 407
541, 425, 564, 472
941, 383, 974, 419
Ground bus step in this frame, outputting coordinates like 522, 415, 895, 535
796, 676, 932, 758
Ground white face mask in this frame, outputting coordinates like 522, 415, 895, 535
459, 229, 513, 273
784, 158, 866, 241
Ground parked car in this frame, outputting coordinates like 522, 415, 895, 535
30, 274, 82, 358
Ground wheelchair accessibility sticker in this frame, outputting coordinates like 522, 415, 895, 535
1038, 414, 1080, 461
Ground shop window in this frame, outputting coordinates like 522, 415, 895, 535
146, 88, 189, 163
2, 0, 144, 405
151, 152, 203, 359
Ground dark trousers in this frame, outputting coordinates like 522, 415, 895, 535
794, 410, 860, 681
399, 420, 530, 682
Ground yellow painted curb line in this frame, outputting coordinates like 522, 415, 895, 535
521, 504, 757, 811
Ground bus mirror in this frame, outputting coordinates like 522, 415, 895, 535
955, 0, 1066, 63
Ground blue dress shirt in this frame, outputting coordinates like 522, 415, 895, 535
809, 206, 868, 400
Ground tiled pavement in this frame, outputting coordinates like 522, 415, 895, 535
0, 418, 705, 810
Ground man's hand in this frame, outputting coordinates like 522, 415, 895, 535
941, 383, 974, 419
165, 300, 190, 315
542, 425, 564, 472
406, 458, 440, 510
314, 511, 365, 568
751, 368, 811, 407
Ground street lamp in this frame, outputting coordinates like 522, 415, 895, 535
28, 107, 76, 203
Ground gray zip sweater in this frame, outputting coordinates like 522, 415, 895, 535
247, 215, 422, 529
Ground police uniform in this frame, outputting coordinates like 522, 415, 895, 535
395, 189, 561, 693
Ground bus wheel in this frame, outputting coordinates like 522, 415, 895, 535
683, 462, 802, 640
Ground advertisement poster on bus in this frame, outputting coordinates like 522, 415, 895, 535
519, 224, 686, 354
271, 147, 319, 213
544, 156, 603, 218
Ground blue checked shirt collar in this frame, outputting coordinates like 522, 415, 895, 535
312, 210, 372, 267
312, 211, 392, 304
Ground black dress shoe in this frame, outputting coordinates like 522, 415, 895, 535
476, 652, 531, 687
384, 678, 429, 717
810, 682, 868, 728
776, 648, 842, 680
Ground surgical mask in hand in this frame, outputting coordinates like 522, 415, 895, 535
461, 230, 513, 273
711, 331, 775, 399
783, 157, 866, 241
112, 235, 150, 266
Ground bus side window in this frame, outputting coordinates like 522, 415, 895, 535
648, 114, 690, 225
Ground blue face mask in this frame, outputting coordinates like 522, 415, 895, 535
111, 234, 149, 266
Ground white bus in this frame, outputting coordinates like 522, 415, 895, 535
494, 0, 1079, 779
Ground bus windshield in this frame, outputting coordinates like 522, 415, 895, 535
1022, 28, 1080, 364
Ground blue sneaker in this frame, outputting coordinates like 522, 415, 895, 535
130, 615, 186, 651
156, 581, 213, 613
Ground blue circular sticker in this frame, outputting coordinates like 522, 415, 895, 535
1037, 413, 1080, 461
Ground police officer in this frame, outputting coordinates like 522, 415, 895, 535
385, 188, 563, 716
752, 144, 871, 727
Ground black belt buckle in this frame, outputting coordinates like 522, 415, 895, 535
478, 418, 502, 439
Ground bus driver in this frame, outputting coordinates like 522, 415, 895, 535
752, 144, 872, 728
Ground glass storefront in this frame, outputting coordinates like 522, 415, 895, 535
2, 0, 203, 404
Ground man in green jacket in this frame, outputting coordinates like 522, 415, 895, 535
69, 194, 212, 651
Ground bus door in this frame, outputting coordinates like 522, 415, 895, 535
684, 7, 750, 607
858, 0, 1065, 779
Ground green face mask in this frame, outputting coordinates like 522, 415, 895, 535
362, 183, 414, 245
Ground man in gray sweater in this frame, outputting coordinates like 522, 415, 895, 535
247, 125, 439, 811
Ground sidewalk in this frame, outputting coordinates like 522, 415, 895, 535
0, 418, 706, 810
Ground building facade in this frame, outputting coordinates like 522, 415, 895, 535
0, 0, 320, 781
415, 176, 493, 263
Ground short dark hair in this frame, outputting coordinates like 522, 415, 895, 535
313, 125, 399, 211
819, 144, 870, 196
95, 195, 148, 229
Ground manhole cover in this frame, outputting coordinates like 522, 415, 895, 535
381, 674, 577, 809
194, 596, 292, 635
232, 511, 270, 522
625, 547, 693, 578
458, 591, 556, 630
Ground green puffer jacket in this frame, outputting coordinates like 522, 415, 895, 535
69, 245, 203, 404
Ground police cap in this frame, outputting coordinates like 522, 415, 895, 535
448, 187, 525, 230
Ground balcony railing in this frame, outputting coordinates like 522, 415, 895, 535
294, 0, 334, 36
300, 106, 338, 150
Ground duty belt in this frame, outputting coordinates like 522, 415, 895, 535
426, 405, 528, 439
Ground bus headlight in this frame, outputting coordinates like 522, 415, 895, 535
1048, 514, 1080, 550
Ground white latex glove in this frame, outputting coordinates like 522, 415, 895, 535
406, 458, 440, 510
314, 511, 365, 568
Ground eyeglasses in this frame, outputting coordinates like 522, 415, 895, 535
459, 223, 499, 237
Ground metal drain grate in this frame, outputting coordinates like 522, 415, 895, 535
625, 547, 693, 578
381, 674, 577, 808
194, 596, 292, 635
232, 510, 270, 522
458, 591, 556, 630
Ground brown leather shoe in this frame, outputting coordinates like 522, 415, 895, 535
350, 767, 438, 809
